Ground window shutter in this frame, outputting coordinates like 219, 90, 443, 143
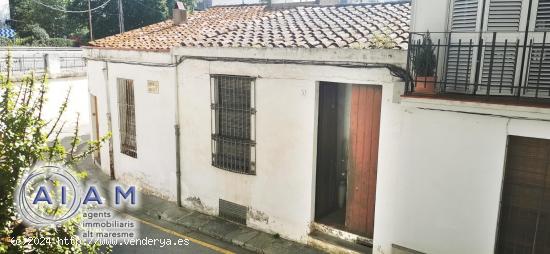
527, 45, 550, 98
451, 0, 479, 31
445, 44, 475, 92
487, 0, 522, 31
536, 0, 550, 31
480, 42, 519, 95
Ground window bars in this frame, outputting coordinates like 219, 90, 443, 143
210, 75, 256, 174
406, 31, 550, 100
117, 78, 137, 158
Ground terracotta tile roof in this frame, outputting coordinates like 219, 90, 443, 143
89, 2, 410, 51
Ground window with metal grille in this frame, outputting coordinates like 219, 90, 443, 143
210, 75, 256, 174
117, 78, 137, 158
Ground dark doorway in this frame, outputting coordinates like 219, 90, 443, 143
497, 136, 550, 254
314, 82, 382, 239
315, 82, 349, 229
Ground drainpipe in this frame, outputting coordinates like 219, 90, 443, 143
102, 61, 115, 180
174, 55, 182, 207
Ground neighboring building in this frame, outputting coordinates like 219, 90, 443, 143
372, 0, 550, 254
86, 2, 409, 253
0, 0, 14, 38
0, 0, 9, 27
86, 0, 550, 253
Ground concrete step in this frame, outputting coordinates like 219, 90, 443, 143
308, 230, 372, 254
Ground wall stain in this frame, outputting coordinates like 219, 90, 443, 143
248, 208, 269, 224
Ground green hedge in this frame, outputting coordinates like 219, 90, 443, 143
0, 37, 76, 47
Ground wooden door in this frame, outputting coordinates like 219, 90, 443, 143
345, 85, 382, 238
497, 136, 550, 254
315, 84, 339, 219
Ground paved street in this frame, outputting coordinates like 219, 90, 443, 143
111, 211, 252, 254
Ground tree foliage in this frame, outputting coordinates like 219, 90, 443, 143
0, 56, 110, 253
11, 0, 171, 43
67, 0, 169, 40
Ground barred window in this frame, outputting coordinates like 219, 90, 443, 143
117, 78, 137, 158
211, 75, 256, 174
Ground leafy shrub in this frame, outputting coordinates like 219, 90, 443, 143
19, 24, 50, 41
0, 37, 14, 47
31, 38, 76, 47
412, 32, 437, 76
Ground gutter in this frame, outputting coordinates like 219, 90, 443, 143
174, 55, 410, 83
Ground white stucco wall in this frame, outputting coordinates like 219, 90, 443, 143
86, 51, 178, 201
175, 47, 406, 242
373, 98, 550, 254
410, 0, 450, 33
42, 77, 90, 138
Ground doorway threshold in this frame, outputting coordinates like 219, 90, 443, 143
313, 222, 372, 246
309, 225, 372, 254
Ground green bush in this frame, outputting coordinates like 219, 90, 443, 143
412, 32, 437, 77
0, 37, 14, 46
19, 24, 50, 41
31, 38, 76, 47
2, 37, 76, 47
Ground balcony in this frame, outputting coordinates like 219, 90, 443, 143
405, 31, 550, 107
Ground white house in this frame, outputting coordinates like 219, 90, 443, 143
85, 0, 550, 253
86, 2, 409, 253
374, 0, 550, 254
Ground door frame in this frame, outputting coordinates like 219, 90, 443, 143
312, 82, 383, 240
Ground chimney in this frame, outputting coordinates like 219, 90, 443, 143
173, 1, 187, 25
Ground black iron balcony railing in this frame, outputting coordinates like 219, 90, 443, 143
405, 31, 550, 102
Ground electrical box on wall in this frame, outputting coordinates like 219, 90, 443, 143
147, 80, 159, 94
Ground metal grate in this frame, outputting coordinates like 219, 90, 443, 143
210, 75, 256, 175
445, 42, 475, 92
60, 55, 86, 72
480, 41, 519, 95
487, 0, 522, 31
117, 78, 137, 158
219, 199, 247, 225
451, 0, 479, 32
406, 31, 550, 100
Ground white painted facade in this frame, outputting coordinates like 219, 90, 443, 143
86, 44, 550, 254
85, 47, 406, 243
373, 98, 550, 254
86, 49, 178, 201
